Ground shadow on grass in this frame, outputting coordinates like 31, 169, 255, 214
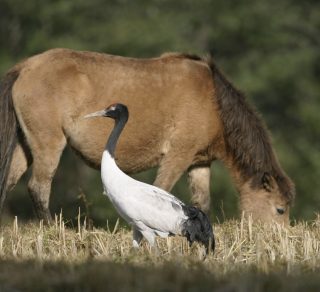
0, 259, 319, 292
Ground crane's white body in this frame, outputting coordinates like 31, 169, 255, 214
85, 104, 213, 251
101, 150, 188, 247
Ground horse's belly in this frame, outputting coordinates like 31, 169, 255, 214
66, 119, 163, 173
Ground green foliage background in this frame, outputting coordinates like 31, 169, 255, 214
0, 0, 319, 225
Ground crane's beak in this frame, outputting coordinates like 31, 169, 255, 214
84, 109, 107, 119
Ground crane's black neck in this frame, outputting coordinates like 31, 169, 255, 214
106, 114, 128, 157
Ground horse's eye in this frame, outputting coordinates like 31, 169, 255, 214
276, 208, 285, 215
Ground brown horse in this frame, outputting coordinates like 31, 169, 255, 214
0, 48, 295, 224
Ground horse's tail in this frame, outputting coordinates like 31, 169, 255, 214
0, 69, 20, 211
182, 206, 215, 253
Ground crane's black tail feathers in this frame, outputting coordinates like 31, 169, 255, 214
182, 206, 215, 253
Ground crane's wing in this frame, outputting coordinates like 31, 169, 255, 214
120, 182, 188, 235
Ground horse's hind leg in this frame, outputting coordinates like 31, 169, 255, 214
23, 125, 66, 224
188, 165, 211, 215
7, 142, 31, 191
28, 139, 66, 224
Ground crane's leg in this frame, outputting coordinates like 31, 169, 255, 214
140, 231, 161, 256
132, 227, 143, 248
188, 165, 211, 215
140, 230, 156, 248
134, 221, 157, 250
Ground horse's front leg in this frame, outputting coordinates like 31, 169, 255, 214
153, 153, 211, 215
188, 165, 211, 216
153, 153, 194, 194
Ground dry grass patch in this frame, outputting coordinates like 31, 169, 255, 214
0, 214, 319, 268
0, 214, 319, 291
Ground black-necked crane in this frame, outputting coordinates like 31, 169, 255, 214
85, 103, 215, 252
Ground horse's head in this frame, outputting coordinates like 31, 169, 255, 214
240, 172, 295, 225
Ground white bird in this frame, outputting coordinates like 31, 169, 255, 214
85, 103, 214, 252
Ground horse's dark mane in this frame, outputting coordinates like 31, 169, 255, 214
180, 54, 295, 202
160, 52, 203, 62
206, 57, 273, 175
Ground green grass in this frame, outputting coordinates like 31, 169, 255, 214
0, 214, 319, 291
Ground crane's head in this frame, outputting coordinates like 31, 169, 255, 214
84, 103, 129, 121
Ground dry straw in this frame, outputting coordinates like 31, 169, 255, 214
0, 212, 319, 275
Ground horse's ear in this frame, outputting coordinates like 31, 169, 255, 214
261, 172, 274, 192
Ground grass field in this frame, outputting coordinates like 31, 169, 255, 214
0, 214, 319, 291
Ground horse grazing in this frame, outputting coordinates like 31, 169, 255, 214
0, 48, 295, 224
